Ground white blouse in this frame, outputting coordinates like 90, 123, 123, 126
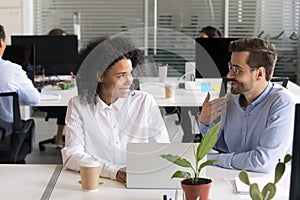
61, 90, 170, 180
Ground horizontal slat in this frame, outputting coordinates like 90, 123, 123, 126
34, 0, 299, 79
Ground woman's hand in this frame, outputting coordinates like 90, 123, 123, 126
116, 167, 127, 186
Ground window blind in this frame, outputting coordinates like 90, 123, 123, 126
148, 0, 225, 76
228, 0, 299, 82
34, 0, 299, 81
34, 0, 144, 49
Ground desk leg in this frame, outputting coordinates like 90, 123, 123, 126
181, 107, 200, 143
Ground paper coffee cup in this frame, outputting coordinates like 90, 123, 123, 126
80, 157, 100, 192
159, 66, 167, 82
165, 82, 176, 99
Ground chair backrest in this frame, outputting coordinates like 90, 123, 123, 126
0, 92, 22, 132
0, 92, 34, 163
271, 76, 289, 87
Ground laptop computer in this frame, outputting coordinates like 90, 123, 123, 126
126, 143, 207, 189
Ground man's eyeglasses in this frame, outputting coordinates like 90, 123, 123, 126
228, 62, 257, 76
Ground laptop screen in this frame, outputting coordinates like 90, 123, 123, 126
289, 103, 300, 200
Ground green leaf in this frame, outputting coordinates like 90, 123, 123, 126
250, 183, 263, 200
274, 162, 285, 184
284, 154, 292, 164
239, 171, 250, 185
196, 122, 220, 163
161, 154, 193, 168
170, 170, 191, 179
198, 159, 219, 173
78, 180, 103, 185
262, 183, 276, 200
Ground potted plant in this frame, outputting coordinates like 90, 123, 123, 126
161, 122, 220, 200
238, 154, 292, 200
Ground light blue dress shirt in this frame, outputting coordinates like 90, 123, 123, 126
0, 57, 40, 123
199, 82, 296, 172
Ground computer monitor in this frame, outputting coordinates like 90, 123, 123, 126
195, 38, 238, 78
2, 45, 35, 82
11, 35, 78, 75
289, 103, 300, 200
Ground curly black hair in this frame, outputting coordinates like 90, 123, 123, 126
76, 36, 143, 104
76, 36, 143, 73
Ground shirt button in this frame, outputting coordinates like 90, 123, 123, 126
242, 132, 246, 135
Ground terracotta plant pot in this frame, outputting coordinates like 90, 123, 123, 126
181, 178, 212, 200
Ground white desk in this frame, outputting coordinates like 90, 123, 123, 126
0, 164, 58, 200
36, 78, 300, 107
0, 164, 290, 199
36, 78, 213, 108
139, 79, 220, 107
36, 79, 300, 142
50, 166, 290, 200
37, 85, 77, 107
140, 78, 300, 106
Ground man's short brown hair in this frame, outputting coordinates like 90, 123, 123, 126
0, 25, 5, 40
229, 38, 277, 81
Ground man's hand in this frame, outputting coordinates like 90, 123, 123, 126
116, 167, 127, 186
199, 93, 227, 125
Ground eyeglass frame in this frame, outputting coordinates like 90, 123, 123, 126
228, 62, 258, 76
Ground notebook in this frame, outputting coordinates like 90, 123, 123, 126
126, 143, 207, 189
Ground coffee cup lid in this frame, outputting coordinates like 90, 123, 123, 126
165, 82, 177, 86
80, 157, 100, 167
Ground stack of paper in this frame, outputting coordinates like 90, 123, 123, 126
40, 93, 61, 101
234, 176, 274, 195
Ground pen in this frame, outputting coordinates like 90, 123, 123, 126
175, 188, 178, 200
163, 194, 167, 200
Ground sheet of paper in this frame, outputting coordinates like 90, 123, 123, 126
40, 93, 61, 101
225, 176, 286, 199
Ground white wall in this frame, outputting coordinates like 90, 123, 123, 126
23, 0, 34, 35
0, 0, 34, 44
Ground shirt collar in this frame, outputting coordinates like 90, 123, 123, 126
95, 95, 126, 111
111, 97, 126, 111
241, 81, 273, 110
251, 82, 273, 106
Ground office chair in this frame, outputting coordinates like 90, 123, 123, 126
37, 107, 66, 151
0, 92, 35, 163
271, 76, 289, 88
